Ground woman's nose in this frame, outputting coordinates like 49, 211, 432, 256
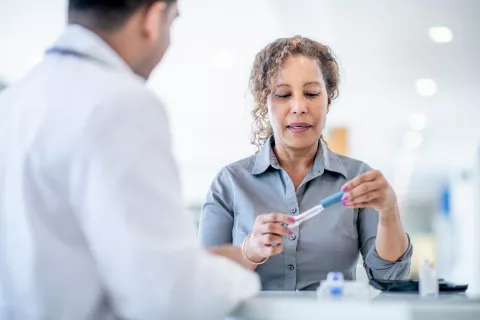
291, 98, 308, 114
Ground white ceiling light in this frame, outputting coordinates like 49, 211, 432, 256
415, 78, 437, 96
409, 113, 427, 131
428, 26, 454, 43
403, 130, 423, 149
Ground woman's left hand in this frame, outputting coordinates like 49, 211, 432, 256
340, 170, 398, 213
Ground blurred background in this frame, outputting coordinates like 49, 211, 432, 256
1, 0, 479, 290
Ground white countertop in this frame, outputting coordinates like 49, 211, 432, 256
229, 291, 480, 320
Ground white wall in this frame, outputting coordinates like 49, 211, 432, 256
0, 0, 66, 83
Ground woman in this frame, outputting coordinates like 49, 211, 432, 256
198, 36, 412, 291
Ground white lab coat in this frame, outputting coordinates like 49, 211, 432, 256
0, 25, 260, 320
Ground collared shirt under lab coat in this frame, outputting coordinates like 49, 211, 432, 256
0, 25, 260, 319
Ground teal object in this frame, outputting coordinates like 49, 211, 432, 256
321, 191, 344, 208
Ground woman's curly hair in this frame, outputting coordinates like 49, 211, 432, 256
249, 36, 340, 150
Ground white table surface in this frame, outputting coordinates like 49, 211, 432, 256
229, 291, 480, 320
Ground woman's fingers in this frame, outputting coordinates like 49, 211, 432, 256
341, 169, 397, 212
262, 243, 283, 256
259, 233, 283, 246
249, 212, 296, 259
257, 212, 295, 225
344, 191, 382, 206
253, 213, 294, 237
342, 170, 378, 192
344, 202, 369, 208
248, 232, 284, 258
342, 181, 379, 203
259, 222, 292, 237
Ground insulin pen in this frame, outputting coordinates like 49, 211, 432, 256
287, 191, 344, 229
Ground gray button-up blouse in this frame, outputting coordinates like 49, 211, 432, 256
198, 137, 412, 291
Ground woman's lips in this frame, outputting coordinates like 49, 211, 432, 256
287, 123, 312, 133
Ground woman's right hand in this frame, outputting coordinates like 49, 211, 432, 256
244, 213, 295, 263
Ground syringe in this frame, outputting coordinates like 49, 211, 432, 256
287, 191, 344, 229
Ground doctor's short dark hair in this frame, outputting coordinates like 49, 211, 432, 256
68, 0, 176, 30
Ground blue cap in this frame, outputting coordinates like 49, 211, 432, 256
321, 191, 344, 208
330, 287, 343, 296
327, 271, 344, 282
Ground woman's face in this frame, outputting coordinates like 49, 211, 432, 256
267, 55, 329, 151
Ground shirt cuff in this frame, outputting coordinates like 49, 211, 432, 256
364, 233, 413, 280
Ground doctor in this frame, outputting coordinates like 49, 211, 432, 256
0, 0, 260, 319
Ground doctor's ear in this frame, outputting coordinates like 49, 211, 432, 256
142, 2, 167, 40
142, 2, 178, 41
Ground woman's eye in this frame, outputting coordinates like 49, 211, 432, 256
305, 92, 320, 97
275, 93, 291, 99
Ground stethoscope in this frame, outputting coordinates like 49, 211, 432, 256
45, 47, 110, 68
